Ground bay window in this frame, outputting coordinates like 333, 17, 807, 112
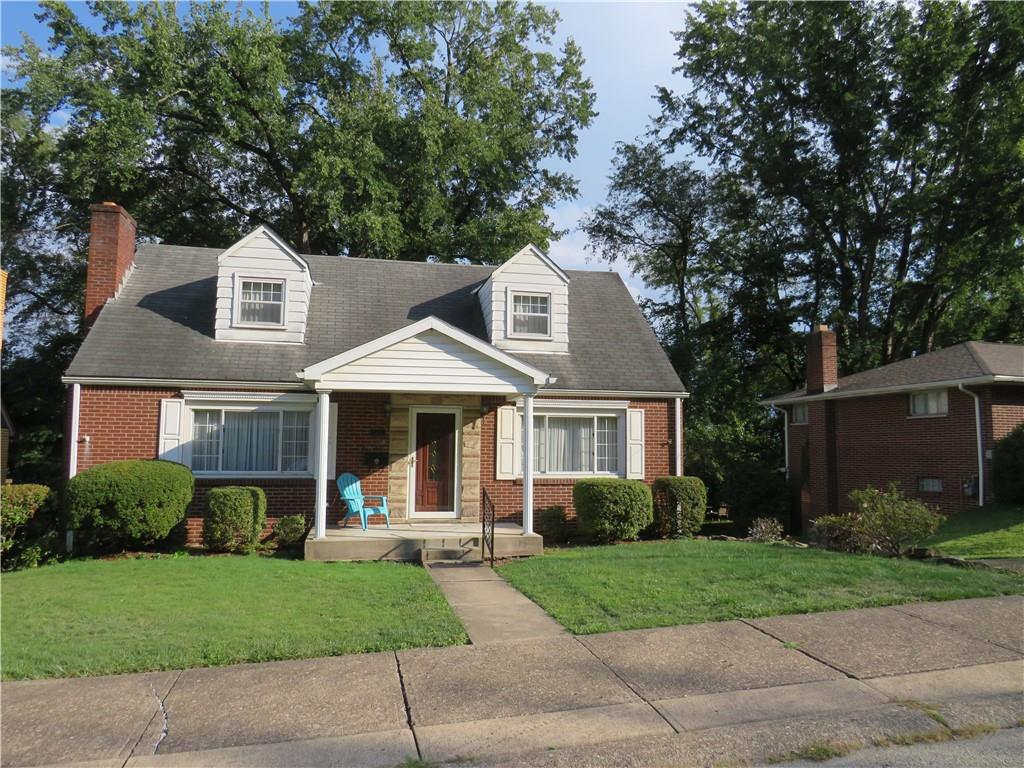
189, 408, 311, 474
532, 414, 620, 475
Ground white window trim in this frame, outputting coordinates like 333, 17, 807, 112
506, 288, 553, 340
790, 403, 808, 425
521, 406, 626, 479
232, 274, 288, 329
908, 389, 949, 418
185, 402, 315, 478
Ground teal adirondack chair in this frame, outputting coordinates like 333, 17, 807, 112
337, 473, 391, 530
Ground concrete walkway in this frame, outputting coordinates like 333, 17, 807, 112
1, 595, 1022, 768
426, 563, 565, 644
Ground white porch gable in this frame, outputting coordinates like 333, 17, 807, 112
298, 316, 552, 394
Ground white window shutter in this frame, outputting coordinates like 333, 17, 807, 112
626, 408, 645, 479
159, 399, 185, 463
495, 405, 517, 479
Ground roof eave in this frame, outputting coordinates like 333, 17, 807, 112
761, 374, 1023, 407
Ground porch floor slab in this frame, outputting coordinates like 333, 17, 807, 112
304, 522, 543, 562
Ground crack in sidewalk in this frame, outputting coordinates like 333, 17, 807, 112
740, 619, 859, 679
123, 669, 182, 766
394, 651, 423, 761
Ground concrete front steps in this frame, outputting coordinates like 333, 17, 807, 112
304, 522, 543, 562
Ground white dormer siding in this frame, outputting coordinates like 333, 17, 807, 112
214, 226, 313, 344
476, 244, 569, 354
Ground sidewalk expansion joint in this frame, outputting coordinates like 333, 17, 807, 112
394, 651, 423, 761
572, 637, 681, 734
888, 604, 1023, 655
740, 618, 859, 680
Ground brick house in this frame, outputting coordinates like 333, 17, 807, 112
64, 203, 688, 558
765, 326, 1024, 531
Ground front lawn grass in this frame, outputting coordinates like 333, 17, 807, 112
924, 504, 1024, 559
1, 555, 468, 680
497, 539, 1024, 634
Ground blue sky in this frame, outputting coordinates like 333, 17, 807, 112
1, 1, 692, 298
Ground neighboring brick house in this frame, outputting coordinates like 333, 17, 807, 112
765, 326, 1024, 531
64, 203, 688, 558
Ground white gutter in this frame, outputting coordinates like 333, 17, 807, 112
761, 374, 1022, 406
958, 383, 985, 507
62, 376, 308, 390
542, 389, 691, 399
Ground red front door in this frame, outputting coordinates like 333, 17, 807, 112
414, 412, 456, 513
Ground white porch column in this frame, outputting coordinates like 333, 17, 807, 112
522, 393, 534, 535
314, 391, 330, 539
674, 397, 683, 476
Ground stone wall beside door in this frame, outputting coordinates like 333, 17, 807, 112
386, 394, 483, 521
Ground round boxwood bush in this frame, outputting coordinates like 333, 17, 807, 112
650, 476, 707, 539
993, 423, 1024, 503
573, 478, 653, 544
273, 514, 308, 550
67, 460, 194, 549
203, 486, 266, 553
1, 484, 53, 555
536, 505, 568, 545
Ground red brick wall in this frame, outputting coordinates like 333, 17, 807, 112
787, 384, 1024, 528
331, 392, 390, 525
479, 396, 681, 524
77, 386, 175, 470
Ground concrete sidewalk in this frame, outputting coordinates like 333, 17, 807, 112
2, 595, 1021, 768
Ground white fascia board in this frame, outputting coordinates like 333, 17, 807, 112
217, 225, 313, 287
62, 376, 309, 391
758, 374, 1021, 407
541, 388, 691, 399
298, 315, 553, 386
470, 243, 570, 293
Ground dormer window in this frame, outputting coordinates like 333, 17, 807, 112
510, 291, 551, 338
237, 278, 285, 326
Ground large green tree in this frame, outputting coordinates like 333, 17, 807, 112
585, 0, 1023, 521
1, 0, 595, 483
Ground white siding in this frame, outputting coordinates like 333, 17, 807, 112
214, 229, 311, 343
317, 329, 538, 394
479, 247, 569, 354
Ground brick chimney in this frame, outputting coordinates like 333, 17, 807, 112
84, 202, 136, 330
806, 324, 838, 394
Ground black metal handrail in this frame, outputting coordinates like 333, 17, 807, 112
481, 487, 496, 566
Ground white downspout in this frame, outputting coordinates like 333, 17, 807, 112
674, 397, 683, 476
958, 383, 985, 507
66, 383, 82, 553
314, 391, 330, 538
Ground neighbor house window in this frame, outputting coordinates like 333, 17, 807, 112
909, 389, 948, 417
918, 477, 943, 493
532, 414, 620, 475
190, 409, 310, 473
791, 403, 808, 424
510, 292, 550, 337
238, 279, 285, 325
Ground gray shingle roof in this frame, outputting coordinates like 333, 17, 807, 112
66, 244, 686, 394
766, 341, 1024, 404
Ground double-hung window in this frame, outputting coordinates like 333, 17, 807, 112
791, 403, 808, 424
532, 414, 620, 475
510, 292, 550, 337
238, 279, 285, 326
189, 408, 311, 474
909, 389, 947, 417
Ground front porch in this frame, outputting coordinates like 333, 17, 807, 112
304, 521, 543, 562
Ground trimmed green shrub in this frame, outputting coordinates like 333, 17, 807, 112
1, 484, 52, 554
993, 423, 1024, 503
67, 460, 194, 549
248, 487, 267, 543
810, 514, 870, 553
203, 487, 264, 553
273, 514, 308, 550
849, 483, 943, 557
537, 505, 568, 545
574, 478, 653, 544
650, 476, 707, 539
748, 517, 784, 543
